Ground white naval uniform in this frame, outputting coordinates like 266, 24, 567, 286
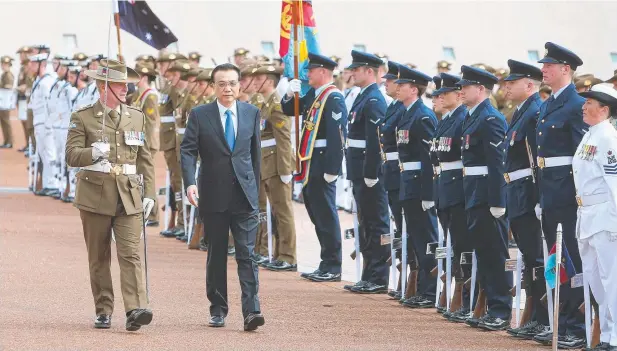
573, 118, 617, 347
49, 79, 66, 191
55, 82, 78, 195
29, 74, 56, 190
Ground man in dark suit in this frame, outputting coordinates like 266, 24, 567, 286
180, 63, 265, 332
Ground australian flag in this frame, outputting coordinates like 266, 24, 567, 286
116, 0, 177, 50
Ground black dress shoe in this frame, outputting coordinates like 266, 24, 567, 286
0, 143, 12, 149
478, 315, 510, 331
344, 280, 367, 291
160, 227, 178, 237
584, 342, 614, 350
53, 191, 62, 199
243, 313, 265, 331
263, 260, 297, 272
387, 290, 400, 298
465, 316, 481, 328
436, 306, 445, 314
227, 246, 236, 256
94, 314, 111, 329
557, 334, 585, 349
405, 297, 435, 309
512, 321, 549, 340
173, 227, 185, 237
307, 271, 341, 282
176, 234, 188, 242
447, 308, 471, 323
199, 237, 208, 251
208, 315, 225, 327
350, 282, 388, 294
400, 295, 421, 305
443, 310, 452, 318
125, 309, 153, 331
145, 220, 159, 227
18, 146, 27, 152
300, 269, 322, 280
532, 330, 552, 345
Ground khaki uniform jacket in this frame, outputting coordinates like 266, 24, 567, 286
175, 90, 197, 130
201, 94, 215, 105
158, 84, 178, 151
65, 100, 156, 217
1, 71, 14, 89
249, 92, 265, 110
260, 91, 294, 180
132, 86, 160, 151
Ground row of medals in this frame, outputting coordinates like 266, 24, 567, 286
431, 137, 453, 152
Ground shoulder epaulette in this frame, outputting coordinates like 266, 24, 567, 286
75, 103, 94, 112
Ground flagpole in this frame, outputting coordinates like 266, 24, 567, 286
292, 0, 300, 172
113, 0, 124, 62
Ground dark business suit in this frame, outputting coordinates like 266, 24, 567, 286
180, 100, 262, 319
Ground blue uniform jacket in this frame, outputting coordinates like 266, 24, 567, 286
380, 100, 406, 191
536, 83, 587, 210
461, 99, 507, 209
281, 87, 348, 177
396, 99, 437, 201
346, 83, 387, 181
504, 92, 542, 219
434, 104, 468, 210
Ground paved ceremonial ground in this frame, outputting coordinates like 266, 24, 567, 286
0, 119, 541, 350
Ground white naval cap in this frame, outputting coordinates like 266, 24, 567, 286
28, 53, 49, 62
579, 83, 617, 108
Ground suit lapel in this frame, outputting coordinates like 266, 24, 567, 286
545, 84, 572, 117
207, 101, 230, 153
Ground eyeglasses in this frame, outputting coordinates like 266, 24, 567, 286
215, 80, 239, 88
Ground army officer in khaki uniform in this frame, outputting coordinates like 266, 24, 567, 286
0, 55, 15, 148
133, 61, 161, 226
250, 64, 297, 271
65, 59, 155, 331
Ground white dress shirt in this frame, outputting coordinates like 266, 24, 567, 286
217, 100, 238, 138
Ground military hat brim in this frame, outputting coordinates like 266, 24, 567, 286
579, 90, 617, 107
84, 66, 140, 83
382, 73, 398, 80
456, 78, 482, 87
434, 87, 459, 95
504, 73, 529, 81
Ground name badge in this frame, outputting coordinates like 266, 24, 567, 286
124, 131, 145, 146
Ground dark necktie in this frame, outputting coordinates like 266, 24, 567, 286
109, 109, 120, 128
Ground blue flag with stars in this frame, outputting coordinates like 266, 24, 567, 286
117, 0, 178, 50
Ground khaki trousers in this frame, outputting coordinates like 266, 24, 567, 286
163, 148, 183, 227
80, 208, 147, 315
257, 175, 297, 264
0, 110, 13, 145
147, 150, 159, 222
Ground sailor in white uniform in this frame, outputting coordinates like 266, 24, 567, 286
573, 83, 617, 351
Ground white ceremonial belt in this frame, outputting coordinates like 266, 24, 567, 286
463, 166, 488, 176
261, 139, 277, 148
160, 116, 175, 123
440, 160, 464, 171
176, 128, 186, 135
433, 166, 441, 176
347, 139, 366, 148
400, 162, 421, 171
504, 168, 532, 183
385, 152, 399, 161
314, 139, 327, 148
82, 163, 137, 175
537, 156, 573, 169
576, 193, 610, 207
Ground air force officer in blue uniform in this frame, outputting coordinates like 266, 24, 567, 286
345, 51, 391, 294
458, 65, 513, 331
532, 42, 588, 349
394, 66, 439, 308
281, 53, 347, 283
501, 59, 550, 339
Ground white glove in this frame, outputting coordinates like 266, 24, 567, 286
421, 201, 435, 211
280, 174, 292, 184
364, 178, 378, 188
286, 79, 302, 97
186, 185, 199, 207
490, 207, 506, 218
91, 142, 110, 161
534, 203, 542, 220
324, 173, 338, 183
143, 198, 155, 218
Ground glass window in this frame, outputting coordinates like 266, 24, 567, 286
63, 34, 78, 53
261, 41, 275, 59
353, 44, 366, 52
611, 52, 617, 64
442, 47, 455, 61
528, 50, 540, 62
